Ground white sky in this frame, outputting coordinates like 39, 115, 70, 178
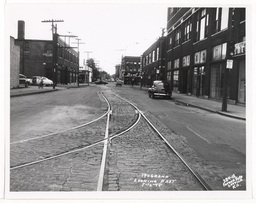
6, 3, 169, 75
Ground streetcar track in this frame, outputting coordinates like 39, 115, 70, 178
11, 88, 212, 191
10, 90, 141, 171
110, 91, 212, 191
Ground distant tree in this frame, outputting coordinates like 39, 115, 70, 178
87, 58, 100, 82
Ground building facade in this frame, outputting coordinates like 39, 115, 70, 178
115, 64, 122, 80
121, 56, 141, 85
14, 20, 79, 85
166, 8, 245, 104
10, 36, 20, 88
141, 36, 167, 87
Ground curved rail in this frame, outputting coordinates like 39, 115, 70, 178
110, 92, 212, 191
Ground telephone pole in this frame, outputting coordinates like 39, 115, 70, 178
72, 38, 85, 87
41, 19, 64, 89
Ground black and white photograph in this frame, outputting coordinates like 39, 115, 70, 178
2, 0, 256, 202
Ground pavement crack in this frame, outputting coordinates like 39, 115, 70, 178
61, 166, 73, 190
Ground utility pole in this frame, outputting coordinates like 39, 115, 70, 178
222, 9, 234, 112
72, 38, 85, 87
84, 51, 92, 60
41, 19, 64, 89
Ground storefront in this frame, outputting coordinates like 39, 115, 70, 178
210, 43, 227, 100
192, 50, 207, 97
234, 41, 246, 104
238, 59, 245, 103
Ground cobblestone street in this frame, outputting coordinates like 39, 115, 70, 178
107, 118, 204, 191
9, 84, 246, 193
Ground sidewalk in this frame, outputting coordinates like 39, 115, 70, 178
10, 83, 89, 97
131, 85, 246, 121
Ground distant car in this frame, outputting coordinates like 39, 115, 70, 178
32, 76, 53, 86
95, 80, 108, 85
148, 80, 172, 99
19, 74, 30, 87
116, 80, 123, 86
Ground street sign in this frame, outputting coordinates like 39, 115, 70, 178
226, 59, 233, 69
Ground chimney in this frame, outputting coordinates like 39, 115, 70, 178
17, 20, 25, 40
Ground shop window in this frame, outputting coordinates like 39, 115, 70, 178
210, 63, 225, 99
173, 70, 179, 91
167, 71, 172, 81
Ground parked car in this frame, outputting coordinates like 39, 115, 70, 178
115, 79, 123, 86
32, 76, 53, 86
148, 80, 172, 99
19, 74, 30, 87
95, 80, 108, 85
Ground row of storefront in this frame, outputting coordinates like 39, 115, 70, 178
140, 7, 246, 104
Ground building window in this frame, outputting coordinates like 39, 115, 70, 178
212, 43, 227, 61
196, 9, 208, 41
173, 70, 179, 91
194, 50, 207, 64
152, 51, 155, 62
167, 61, 172, 71
184, 19, 192, 41
174, 28, 181, 46
214, 8, 229, 33
167, 71, 172, 82
174, 58, 180, 68
156, 47, 159, 60
182, 55, 190, 67
240, 8, 245, 22
24, 42, 29, 52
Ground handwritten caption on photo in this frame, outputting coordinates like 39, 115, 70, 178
134, 173, 176, 187
223, 174, 243, 189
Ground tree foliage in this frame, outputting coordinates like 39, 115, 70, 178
86, 58, 100, 82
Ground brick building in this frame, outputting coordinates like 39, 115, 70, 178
14, 20, 79, 85
166, 8, 246, 104
141, 36, 167, 87
121, 56, 141, 85
115, 64, 122, 80
10, 36, 20, 88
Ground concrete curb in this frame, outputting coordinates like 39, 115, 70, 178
10, 84, 90, 97
174, 99, 245, 121
10, 89, 59, 97
216, 111, 246, 121
173, 99, 216, 113
130, 86, 245, 121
